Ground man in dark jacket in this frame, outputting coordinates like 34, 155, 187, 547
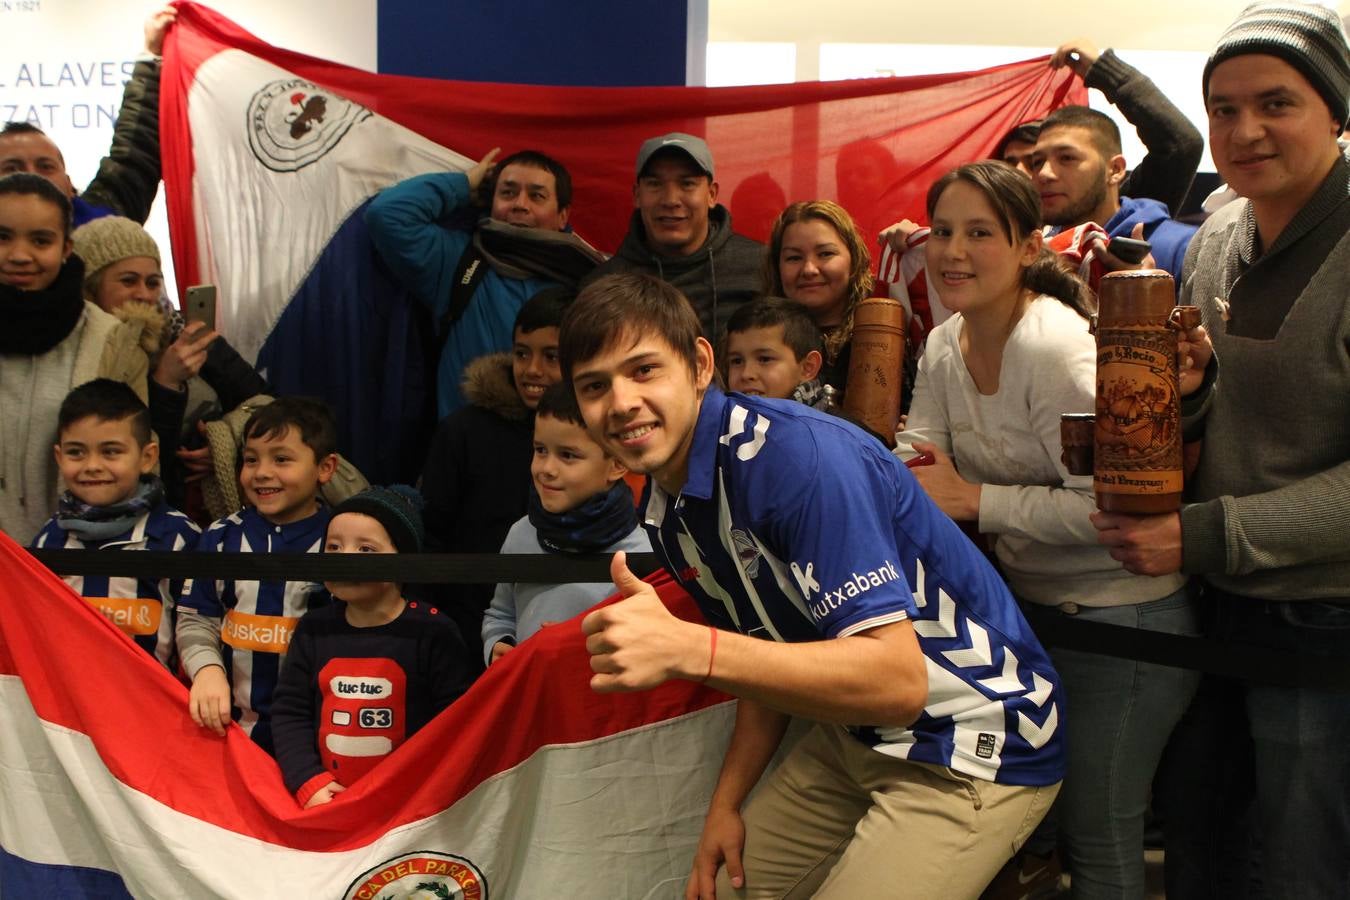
0, 6, 173, 228
582, 133, 763, 341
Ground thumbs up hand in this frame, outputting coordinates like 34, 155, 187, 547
580, 552, 709, 693
609, 549, 649, 600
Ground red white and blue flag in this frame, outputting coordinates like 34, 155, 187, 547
158, 2, 1083, 483
0, 530, 732, 898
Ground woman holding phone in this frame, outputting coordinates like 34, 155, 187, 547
72, 216, 267, 512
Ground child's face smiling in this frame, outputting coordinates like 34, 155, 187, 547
512, 325, 561, 409
725, 325, 817, 400
240, 426, 336, 525
0, 192, 70, 292
54, 415, 158, 508
531, 413, 625, 514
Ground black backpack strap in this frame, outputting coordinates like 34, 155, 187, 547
438, 245, 490, 339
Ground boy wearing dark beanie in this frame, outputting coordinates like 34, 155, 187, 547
271, 486, 469, 808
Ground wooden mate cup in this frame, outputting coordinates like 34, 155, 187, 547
1061, 269, 1200, 513
843, 296, 907, 447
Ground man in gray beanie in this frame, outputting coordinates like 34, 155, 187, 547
1093, 3, 1350, 896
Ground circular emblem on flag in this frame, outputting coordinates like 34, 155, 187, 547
343, 851, 488, 900
246, 77, 371, 173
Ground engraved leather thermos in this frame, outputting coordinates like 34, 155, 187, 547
1091, 270, 1197, 513
842, 296, 907, 447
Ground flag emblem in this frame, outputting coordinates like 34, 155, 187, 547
342, 852, 487, 900
731, 529, 762, 579
247, 77, 371, 172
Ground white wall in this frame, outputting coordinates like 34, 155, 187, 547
706, 0, 1350, 174
707, 0, 1350, 52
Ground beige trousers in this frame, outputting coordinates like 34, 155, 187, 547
716, 724, 1059, 899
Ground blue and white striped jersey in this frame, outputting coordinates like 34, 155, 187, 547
32, 504, 201, 670
178, 507, 331, 748
644, 388, 1065, 786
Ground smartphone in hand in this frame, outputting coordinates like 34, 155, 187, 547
184, 284, 217, 330
1105, 236, 1151, 265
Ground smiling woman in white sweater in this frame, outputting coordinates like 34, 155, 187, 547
895, 161, 1197, 899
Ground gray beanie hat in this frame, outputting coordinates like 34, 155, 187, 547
71, 216, 162, 298
1203, 2, 1350, 127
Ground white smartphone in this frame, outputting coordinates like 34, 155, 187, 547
184, 284, 217, 330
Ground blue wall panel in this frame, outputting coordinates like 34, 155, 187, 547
377, 1, 692, 86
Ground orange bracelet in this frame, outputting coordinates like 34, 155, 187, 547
703, 626, 718, 683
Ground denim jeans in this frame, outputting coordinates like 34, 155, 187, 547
1154, 673, 1260, 900
1160, 590, 1350, 900
1039, 586, 1201, 899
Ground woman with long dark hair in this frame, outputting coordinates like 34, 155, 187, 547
897, 161, 1197, 899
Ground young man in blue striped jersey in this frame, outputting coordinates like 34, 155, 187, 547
563, 273, 1065, 900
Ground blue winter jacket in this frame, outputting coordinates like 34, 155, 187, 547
1103, 196, 1197, 286
365, 172, 556, 419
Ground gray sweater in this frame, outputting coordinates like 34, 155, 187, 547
1179, 156, 1350, 601
582, 205, 763, 342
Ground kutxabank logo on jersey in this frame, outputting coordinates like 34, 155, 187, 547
343, 851, 487, 900
247, 77, 371, 173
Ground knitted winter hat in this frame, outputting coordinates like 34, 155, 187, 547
1203, 2, 1350, 127
328, 485, 425, 554
70, 216, 162, 299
